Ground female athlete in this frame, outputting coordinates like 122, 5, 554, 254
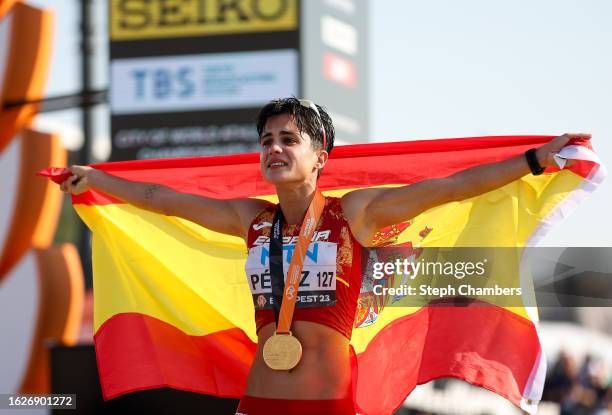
60, 97, 583, 415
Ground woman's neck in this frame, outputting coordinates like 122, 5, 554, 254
275, 182, 317, 225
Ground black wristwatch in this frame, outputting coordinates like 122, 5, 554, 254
525, 148, 545, 176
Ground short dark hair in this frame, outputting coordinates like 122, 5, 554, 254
256, 97, 335, 154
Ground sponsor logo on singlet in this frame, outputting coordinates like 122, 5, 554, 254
252, 221, 272, 230
251, 230, 332, 246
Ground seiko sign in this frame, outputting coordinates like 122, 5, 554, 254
111, 0, 297, 40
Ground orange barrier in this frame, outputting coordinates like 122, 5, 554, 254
0, 2, 54, 152
0, 0, 19, 20
0, 0, 81, 395
0, 129, 66, 280
19, 244, 84, 393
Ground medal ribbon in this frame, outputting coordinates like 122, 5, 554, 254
269, 191, 326, 334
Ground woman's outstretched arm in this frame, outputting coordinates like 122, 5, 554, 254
342, 133, 587, 246
60, 166, 267, 239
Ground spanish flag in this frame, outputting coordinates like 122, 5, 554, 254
61, 136, 604, 414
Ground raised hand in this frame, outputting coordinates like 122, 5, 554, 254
59, 165, 94, 195
536, 133, 591, 167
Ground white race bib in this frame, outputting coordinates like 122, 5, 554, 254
245, 241, 337, 309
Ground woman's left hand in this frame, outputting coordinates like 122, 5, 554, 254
536, 133, 591, 167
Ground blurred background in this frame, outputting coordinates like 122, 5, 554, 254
0, 0, 610, 413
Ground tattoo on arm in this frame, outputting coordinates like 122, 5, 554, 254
145, 184, 161, 200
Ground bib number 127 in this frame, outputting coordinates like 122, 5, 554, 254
317, 271, 334, 288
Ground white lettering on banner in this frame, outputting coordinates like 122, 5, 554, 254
115, 124, 258, 149
135, 143, 259, 159
321, 15, 357, 56
110, 49, 298, 114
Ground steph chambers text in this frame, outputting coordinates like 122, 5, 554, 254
373, 284, 522, 297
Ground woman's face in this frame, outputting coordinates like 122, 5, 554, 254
259, 113, 324, 186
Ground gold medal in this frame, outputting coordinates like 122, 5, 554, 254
262, 332, 302, 371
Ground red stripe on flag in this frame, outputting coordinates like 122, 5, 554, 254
71, 135, 590, 206
353, 304, 540, 415
94, 313, 256, 400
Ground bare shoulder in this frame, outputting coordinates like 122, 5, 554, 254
229, 197, 273, 238
340, 187, 387, 246
230, 197, 272, 223
340, 187, 386, 221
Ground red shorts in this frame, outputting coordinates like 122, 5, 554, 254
235, 395, 356, 415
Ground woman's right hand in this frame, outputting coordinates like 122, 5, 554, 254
59, 165, 94, 195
